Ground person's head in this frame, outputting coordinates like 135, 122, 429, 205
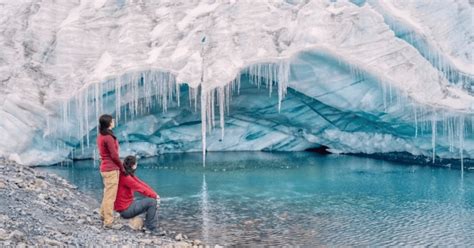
99, 114, 115, 135
123, 155, 137, 176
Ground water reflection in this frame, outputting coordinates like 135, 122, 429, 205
200, 174, 209, 244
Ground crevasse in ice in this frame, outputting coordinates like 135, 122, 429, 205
0, 0, 472, 166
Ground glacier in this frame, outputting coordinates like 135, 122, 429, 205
0, 0, 472, 166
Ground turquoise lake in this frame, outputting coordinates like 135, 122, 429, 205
38, 152, 474, 246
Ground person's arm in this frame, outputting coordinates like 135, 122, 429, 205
105, 136, 125, 172
125, 176, 157, 198
136, 177, 155, 192
136, 178, 160, 199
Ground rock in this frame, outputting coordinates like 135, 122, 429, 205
140, 238, 154, 245
109, 235, 119, 242
183, 234, 188, 239
0, 214, 9, 222
49, 196, 58, 203
32, 179, 47, 191
0, 179, 6, 189
10, 177, 23, 183
8, 230, 25, 242
35, 174, 46, 179
89, 226, 101, 233
128, 216, 144, 230
38, 193, 49, 200
40, 238, 64, 246
192, 239, 202, 246
0, 228, 9, 240
174, 241, 190, 247
16, 242, 27, 248
175, 233, 183, 241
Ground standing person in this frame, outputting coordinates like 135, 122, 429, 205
97, 114, 124, 228
115, 156, 160, 233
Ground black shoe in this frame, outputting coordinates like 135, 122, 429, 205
144, 228, 165, 236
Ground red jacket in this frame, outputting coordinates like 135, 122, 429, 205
97, 134, 124, 172
114, 173, 158, 212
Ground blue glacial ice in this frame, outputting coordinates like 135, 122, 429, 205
42, 55, 474, 167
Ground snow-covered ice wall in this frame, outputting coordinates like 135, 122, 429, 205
0, 0, 472, 166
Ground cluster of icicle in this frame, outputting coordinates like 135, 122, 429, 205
384, 17, 473, 93
51, 60, 471, 168
199, 61, 290, 163
51, 70, 179, 160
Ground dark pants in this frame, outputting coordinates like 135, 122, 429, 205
119, 198, 158, 230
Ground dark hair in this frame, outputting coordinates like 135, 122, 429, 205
99, 114, 115, 138
123, 155, 137, 176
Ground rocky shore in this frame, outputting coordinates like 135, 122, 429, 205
0, 158, 202, 247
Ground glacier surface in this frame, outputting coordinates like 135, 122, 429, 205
0, 0, 472, 166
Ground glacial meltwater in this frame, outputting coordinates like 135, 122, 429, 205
38, 152, 474, 246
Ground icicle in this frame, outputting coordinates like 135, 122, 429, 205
115, 78, 121, 122
200, 86, 207, 164
85, 89, 90, 148
219, 86, 225, 141
382, 81, 387, 112
99, 80, 104, 115
471, 115, 474, 135
459, 115, 464, 173
206, 91, 212, 132
142, 72, 149, 112
268, 64, 273, 96
95, 83, 100, 136
277, 60, 289, 113
448, 117, 454, 153
226, 82, 231, 114
431, 112, 436, 164
45, 115, 50, 138
176, 81, 181, 107
414, 106, 418, 138
210, 89, 215, 129
237, 73, 241, 95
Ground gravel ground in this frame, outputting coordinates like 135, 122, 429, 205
0, 158, 206, 247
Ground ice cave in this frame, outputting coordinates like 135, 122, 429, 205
1, 0, 472, 167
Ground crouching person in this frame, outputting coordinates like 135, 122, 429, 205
114, 156, 160, 232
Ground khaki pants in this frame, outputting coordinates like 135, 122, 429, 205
99, 170, 119, 226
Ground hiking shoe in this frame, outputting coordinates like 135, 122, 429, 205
144, 228, 165, 236
104, 223, 123, 230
